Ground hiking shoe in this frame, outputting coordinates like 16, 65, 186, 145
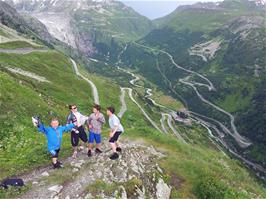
87, 150, 92, 157
116, 147, 122, 152
53, 161, 63, 169
95, 148, 102, 154
109, 152, 119, 160
58, 163, 64, 168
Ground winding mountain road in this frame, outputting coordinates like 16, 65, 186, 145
118, 87, 163, 133
180, 78, 251, 148
160, 113, 168, 134
162, 113, 187, 143
145, 89, 187, 143
133, 42, 252, 148
190, 115, 266, 175
145, 88, 167, 109
70, 59, 100, 105
117, 66, 141, 88
133, 42, 216, 91
116, 62, 189, 143
116, 46, 188, 143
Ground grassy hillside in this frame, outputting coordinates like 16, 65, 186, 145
0, 40, 41, 49
0, 49, 92, 178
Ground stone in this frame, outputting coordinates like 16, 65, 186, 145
136, 186, 145, 199
48, 185, 63, 193
74, 162, 83, 168
157, 165, 163, 174
156, 178, 171, 199
120, 186, 127, 199
41, 171, 49, 177
32, 181, 38, 185
85, 193, 93, 199
73, 168, 79, 172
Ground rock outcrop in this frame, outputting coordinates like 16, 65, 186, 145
19, 139, 172, 199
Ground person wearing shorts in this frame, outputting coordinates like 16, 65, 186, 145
107, 106, 124, 160
87, 104, 105, 157
67, 104, 88, 158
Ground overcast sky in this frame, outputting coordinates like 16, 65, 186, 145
120, 0, 222, 19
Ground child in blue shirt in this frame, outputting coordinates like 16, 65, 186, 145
32, 117, 76, 168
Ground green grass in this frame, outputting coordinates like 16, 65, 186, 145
0, 28, 10, 38
120, 90, 266, 198
0, 185, 30, 199
78, 65, 121, 110
0, 51, 94, 179
216, 75, 255, 113
0, 49, 124, 180
0, 41, 41, 49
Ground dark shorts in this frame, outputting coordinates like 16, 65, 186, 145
109, 131, 122, 143
71, 126, 87, 147
49, 148, 60, 158
88, 131, 101, 144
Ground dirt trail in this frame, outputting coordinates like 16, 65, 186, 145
4, 67, 50, 83
0, 48, 48, 54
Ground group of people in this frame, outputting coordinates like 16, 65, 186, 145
32, 104, 124, 169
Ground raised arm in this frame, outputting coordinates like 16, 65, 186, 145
38, 124, 47, 134
62, 123, 75, 133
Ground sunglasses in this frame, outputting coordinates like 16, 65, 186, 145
72, 107, 77, 110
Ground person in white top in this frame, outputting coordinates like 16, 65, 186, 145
67, 104, 88, 158
107, 106, 124, 160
